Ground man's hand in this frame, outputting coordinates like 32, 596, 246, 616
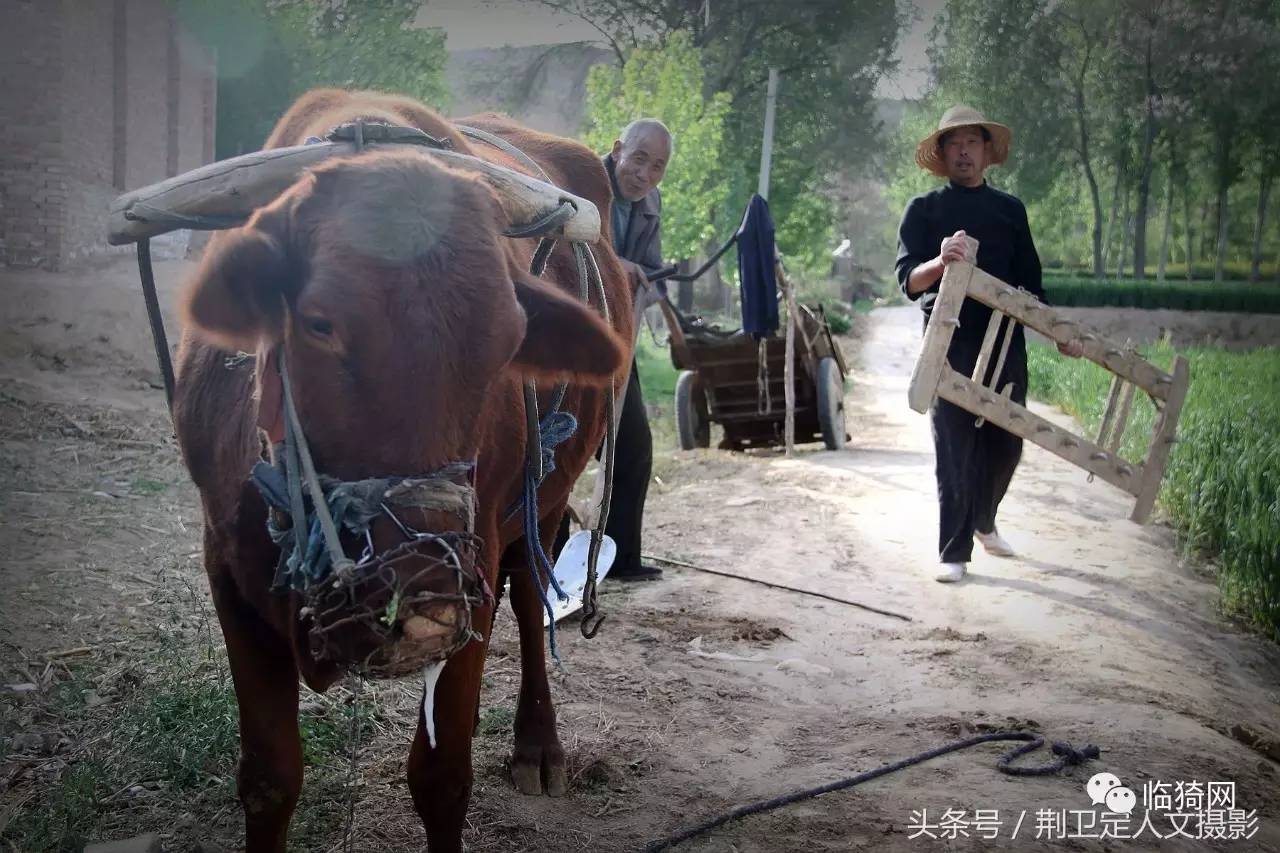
1057, 339, 1085, 358
617, 257, 644, 280
618, 257, 647, 293
906, 231, 974, 296
618, 257, 659, 308
940, 230, 971, 265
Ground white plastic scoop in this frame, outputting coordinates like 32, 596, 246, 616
542, 530, 616, 626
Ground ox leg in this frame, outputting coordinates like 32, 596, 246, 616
407, 616, 490, 853
507, 535, 568, 797
210, 576, 303, 853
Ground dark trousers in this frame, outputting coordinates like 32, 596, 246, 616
931, 353, 1026, 563
554, 360, 652, 572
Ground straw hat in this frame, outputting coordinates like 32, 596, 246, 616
915, 105, 1011, 177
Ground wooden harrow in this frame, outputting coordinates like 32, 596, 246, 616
908, 237, 1190, 524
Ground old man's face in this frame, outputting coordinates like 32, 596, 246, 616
611, 128, 671, 202
940, 126, 990, 187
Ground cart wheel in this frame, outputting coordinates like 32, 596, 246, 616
675, 370, 710, 450
817, 357, 846, 450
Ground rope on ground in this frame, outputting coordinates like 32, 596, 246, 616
642, 553, 913, 623
342, 673, 364, 853
644, 731, 1100, 851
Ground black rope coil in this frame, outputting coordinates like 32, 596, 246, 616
645, 731, 1100, 851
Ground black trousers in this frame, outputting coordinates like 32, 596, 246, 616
553, 360, 652, 573
931, 350, 1027, 563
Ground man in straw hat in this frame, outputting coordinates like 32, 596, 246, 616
895, 105, 1082, 583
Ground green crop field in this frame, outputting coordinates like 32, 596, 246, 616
1029, 342, 1280, 640
1042, 274, 1280, 313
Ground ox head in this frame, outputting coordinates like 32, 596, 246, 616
183, 149, 625, 674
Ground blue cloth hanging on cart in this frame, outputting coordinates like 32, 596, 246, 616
737, 193, 779, 340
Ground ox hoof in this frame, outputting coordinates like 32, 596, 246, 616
510, 745, 568, 797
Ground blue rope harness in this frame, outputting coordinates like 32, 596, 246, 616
520, 409, 578, 660
251, 456, 476, 593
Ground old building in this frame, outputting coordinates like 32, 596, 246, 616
0, 0, 216, 269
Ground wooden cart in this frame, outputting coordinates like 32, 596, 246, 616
657, 298, 850, 451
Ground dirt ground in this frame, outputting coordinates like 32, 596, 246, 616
1, 255, 1278, 853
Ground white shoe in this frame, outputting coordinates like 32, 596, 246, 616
975, 530, 1015, 557
935, 562, 967, 583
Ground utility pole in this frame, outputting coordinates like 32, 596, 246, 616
758, 68, 779, 199
754, 68, 796, 456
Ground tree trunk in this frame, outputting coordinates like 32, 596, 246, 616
1117, 182, 1131, 279
1103, 158, 1126, 270
1133, 31, 1158, 279
1199, 202, 1211, 271
677, 258, 694, 312
1184, 181, 1194, 282
1213, 128, 1234, 284
1250, 169, 1273, 283
701, 235, 726, 314
1158, 164, 1174, 282
1214, 183, 1230, 284
1083, 161, 1105, 278
1072, 44, 1104, 278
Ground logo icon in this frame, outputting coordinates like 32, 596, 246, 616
1105, 786, 1138, 815
1087, 771, 1137, 814
1087, 772, 1122, 806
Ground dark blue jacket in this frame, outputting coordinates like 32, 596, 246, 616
738, 193, 779, 339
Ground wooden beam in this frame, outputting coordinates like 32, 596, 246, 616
908, 259, 973, 413
971, 310, 1004, 385
962, 268, 1173, 400
1106, 380, 1137, 454
1131, 355, 1190, 523
989, 312, 1017, 391
778, 259, 797, 456
1097, 374, 1124, 447
107, 140, 602, 245
935, 367, 1143, 495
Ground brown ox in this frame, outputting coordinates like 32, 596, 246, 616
173, 89, 633, 852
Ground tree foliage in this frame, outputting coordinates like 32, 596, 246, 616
583, 31, 732, 261
549, 0, 902, 274
887, 0, 1280, 282
176, 0, 448, 157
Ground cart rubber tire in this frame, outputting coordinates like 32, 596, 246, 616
675, 370, 710, 450
817, 357, 846, 450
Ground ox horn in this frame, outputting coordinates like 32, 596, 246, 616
106, 137, 601, 246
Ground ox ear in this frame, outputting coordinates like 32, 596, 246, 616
181, 224, 295, 352
510, 272, 626, 386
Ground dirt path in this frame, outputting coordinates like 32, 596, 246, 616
1, 258, 1277, 852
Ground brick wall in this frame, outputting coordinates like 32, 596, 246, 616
175, 28, 215, 176
59, 0, 117, 268
122, 0, 171, 194
0, 1, 65, 267
1, 0, 217, 270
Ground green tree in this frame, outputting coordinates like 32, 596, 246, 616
896, 0, 1280, 280
1181, 0, 1280, 282
176, 0, 447, 157
1178, 0, 1264, 282
896, 0, 1121, 277
542, 0, 902, 274
925, 0, 1069, 204
583, 31, 732, 263
272, 0, 448, 105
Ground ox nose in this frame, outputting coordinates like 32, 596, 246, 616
400, 604, 464, 646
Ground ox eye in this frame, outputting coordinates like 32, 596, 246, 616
304, 316, 333, 337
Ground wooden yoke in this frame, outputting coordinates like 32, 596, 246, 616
908, 236, 1191, 524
